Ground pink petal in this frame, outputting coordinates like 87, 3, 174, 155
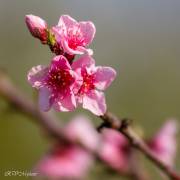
72, 55, 95, 71
61, 39, 84, 55
76, 46, 93, 55
148, 119, 178, 167
94, 66, 116, 90
34, 144, 93, 178
53, 89, 76, 112
99, 128, 129, 173
38, 87, 52, 111
71, 71, 83, 95
79, 21, 96, 45
58, 15, 77, 29
51, 55, 72, 70
82, 90, 106, 116
27, 65, 48, 88
65, 116, 100, 151
50, 26, 63, 45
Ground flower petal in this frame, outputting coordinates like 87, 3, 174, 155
50, 26, 62, 45
51, 55, 72, 70
53, 89, 76, 112
76, 46, 93, 55
27, 65, 48, 88
99, 128, 129, 173
79, 21, 96, 45
34, 144, 93, 178
61, 39, 84, 55
58, 15, 77, 29
82, 90, 106, 116
72, 55, 95, 71
94, 66, 116, 90
65, 116, 100, 151
38, 87, 52, 111
148, 119, 178, 167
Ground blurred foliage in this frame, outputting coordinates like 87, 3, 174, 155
0, 0, 180, 179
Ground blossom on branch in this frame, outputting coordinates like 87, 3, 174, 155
27, 55, 77, 112
98, 128, 130, 173
72, 55, 116, 115
25, 14, 96, 60
26, 14, 116, 115
52, 15, 96, 55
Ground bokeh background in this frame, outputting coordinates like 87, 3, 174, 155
0, 0, 180, 179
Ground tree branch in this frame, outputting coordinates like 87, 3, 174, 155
100, 112, 180, 180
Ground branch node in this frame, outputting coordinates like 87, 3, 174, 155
120, 118, 132, 130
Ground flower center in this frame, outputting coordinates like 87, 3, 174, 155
46, 66, 74, 93
67, 27, 85, 50
78, 69, 95, 94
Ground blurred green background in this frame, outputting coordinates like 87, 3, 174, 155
0, 0, 180, 179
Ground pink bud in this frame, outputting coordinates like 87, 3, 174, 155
25, 14, 48, 44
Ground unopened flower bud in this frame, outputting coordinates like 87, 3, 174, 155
25, 14, 48, 44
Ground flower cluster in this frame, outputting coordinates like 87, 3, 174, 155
26, 15, 116, 115
25, 14, 179, 180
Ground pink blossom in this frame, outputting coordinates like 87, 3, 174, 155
27, 55, 77, 112
72, 55, 116, 116
34, 116, 99, 179
148, 120, 178, 167
25, 15, 48, 44
65, 115, 100, 151
34, 144, 93, 179
52, 15, 96, 55
98, 128, 130, 173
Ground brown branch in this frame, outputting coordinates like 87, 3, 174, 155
100, 112, 180, 180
